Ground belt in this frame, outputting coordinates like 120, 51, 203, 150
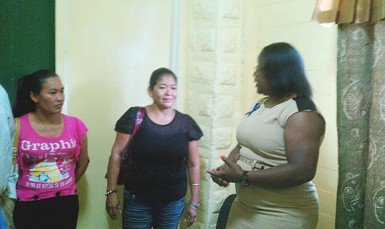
236, 154, 273, 170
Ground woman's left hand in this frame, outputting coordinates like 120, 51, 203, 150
207, 156, 243, 184
184, 205, 198, 227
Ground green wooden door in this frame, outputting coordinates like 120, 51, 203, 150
0, 0, 55, 104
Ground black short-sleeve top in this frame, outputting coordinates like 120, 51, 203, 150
115, 106, 203, 201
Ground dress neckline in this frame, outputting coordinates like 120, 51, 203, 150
25, 113, 65, 139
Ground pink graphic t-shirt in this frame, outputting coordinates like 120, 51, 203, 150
16, 113, 88, 201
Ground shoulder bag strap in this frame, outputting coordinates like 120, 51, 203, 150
12, 118, 20, 172
13, 118, 20, 153
132, 107, 145, 136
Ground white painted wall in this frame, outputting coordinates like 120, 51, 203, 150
56, 0, 338, 228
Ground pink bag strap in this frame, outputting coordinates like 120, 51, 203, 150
132, 107, 145, 136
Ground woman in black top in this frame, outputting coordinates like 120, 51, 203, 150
106, 67, 203, 229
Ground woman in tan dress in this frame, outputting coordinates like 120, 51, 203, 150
208, 42, 325, 229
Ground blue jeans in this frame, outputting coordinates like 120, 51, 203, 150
122, 190, 185, 229
0, 206, 8, 229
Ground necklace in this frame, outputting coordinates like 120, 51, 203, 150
265, 95, 293, 108
149, 105, 175, 124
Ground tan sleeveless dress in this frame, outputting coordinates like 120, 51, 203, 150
226, 97, 321, 229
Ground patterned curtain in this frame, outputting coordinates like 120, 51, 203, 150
336, 21, 385, 229
312, 1, 385, 228
313, 0, 385, 24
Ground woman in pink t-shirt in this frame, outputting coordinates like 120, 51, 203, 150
12, 70, 89, 229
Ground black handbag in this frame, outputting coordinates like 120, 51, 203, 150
106, 107, 145, 185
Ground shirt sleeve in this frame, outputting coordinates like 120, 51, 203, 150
74, 117, 88, 154
115, 107, 139, 134
68, 115, 88, 161
75, 117, 88, 138
185, 115, 203, 141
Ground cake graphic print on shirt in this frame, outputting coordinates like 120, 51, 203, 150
29, 160, 70, 182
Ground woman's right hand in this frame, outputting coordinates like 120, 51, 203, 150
106, 192, 120, 220
105, 133, 131, 220
208, 164, 230, 187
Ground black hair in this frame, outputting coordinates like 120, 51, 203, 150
148, 67, 177, 90
259, 42, 312, 98
12, 69, 58, 117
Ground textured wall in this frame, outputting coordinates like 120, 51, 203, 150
181, 0, 244, 228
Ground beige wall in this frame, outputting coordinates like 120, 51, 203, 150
56, 1, 175, 228
56, 0, 338, 228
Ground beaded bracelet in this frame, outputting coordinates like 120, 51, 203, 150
191, 183, 200, 186
189, 201, 200, 210
105, 188, 118, 196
